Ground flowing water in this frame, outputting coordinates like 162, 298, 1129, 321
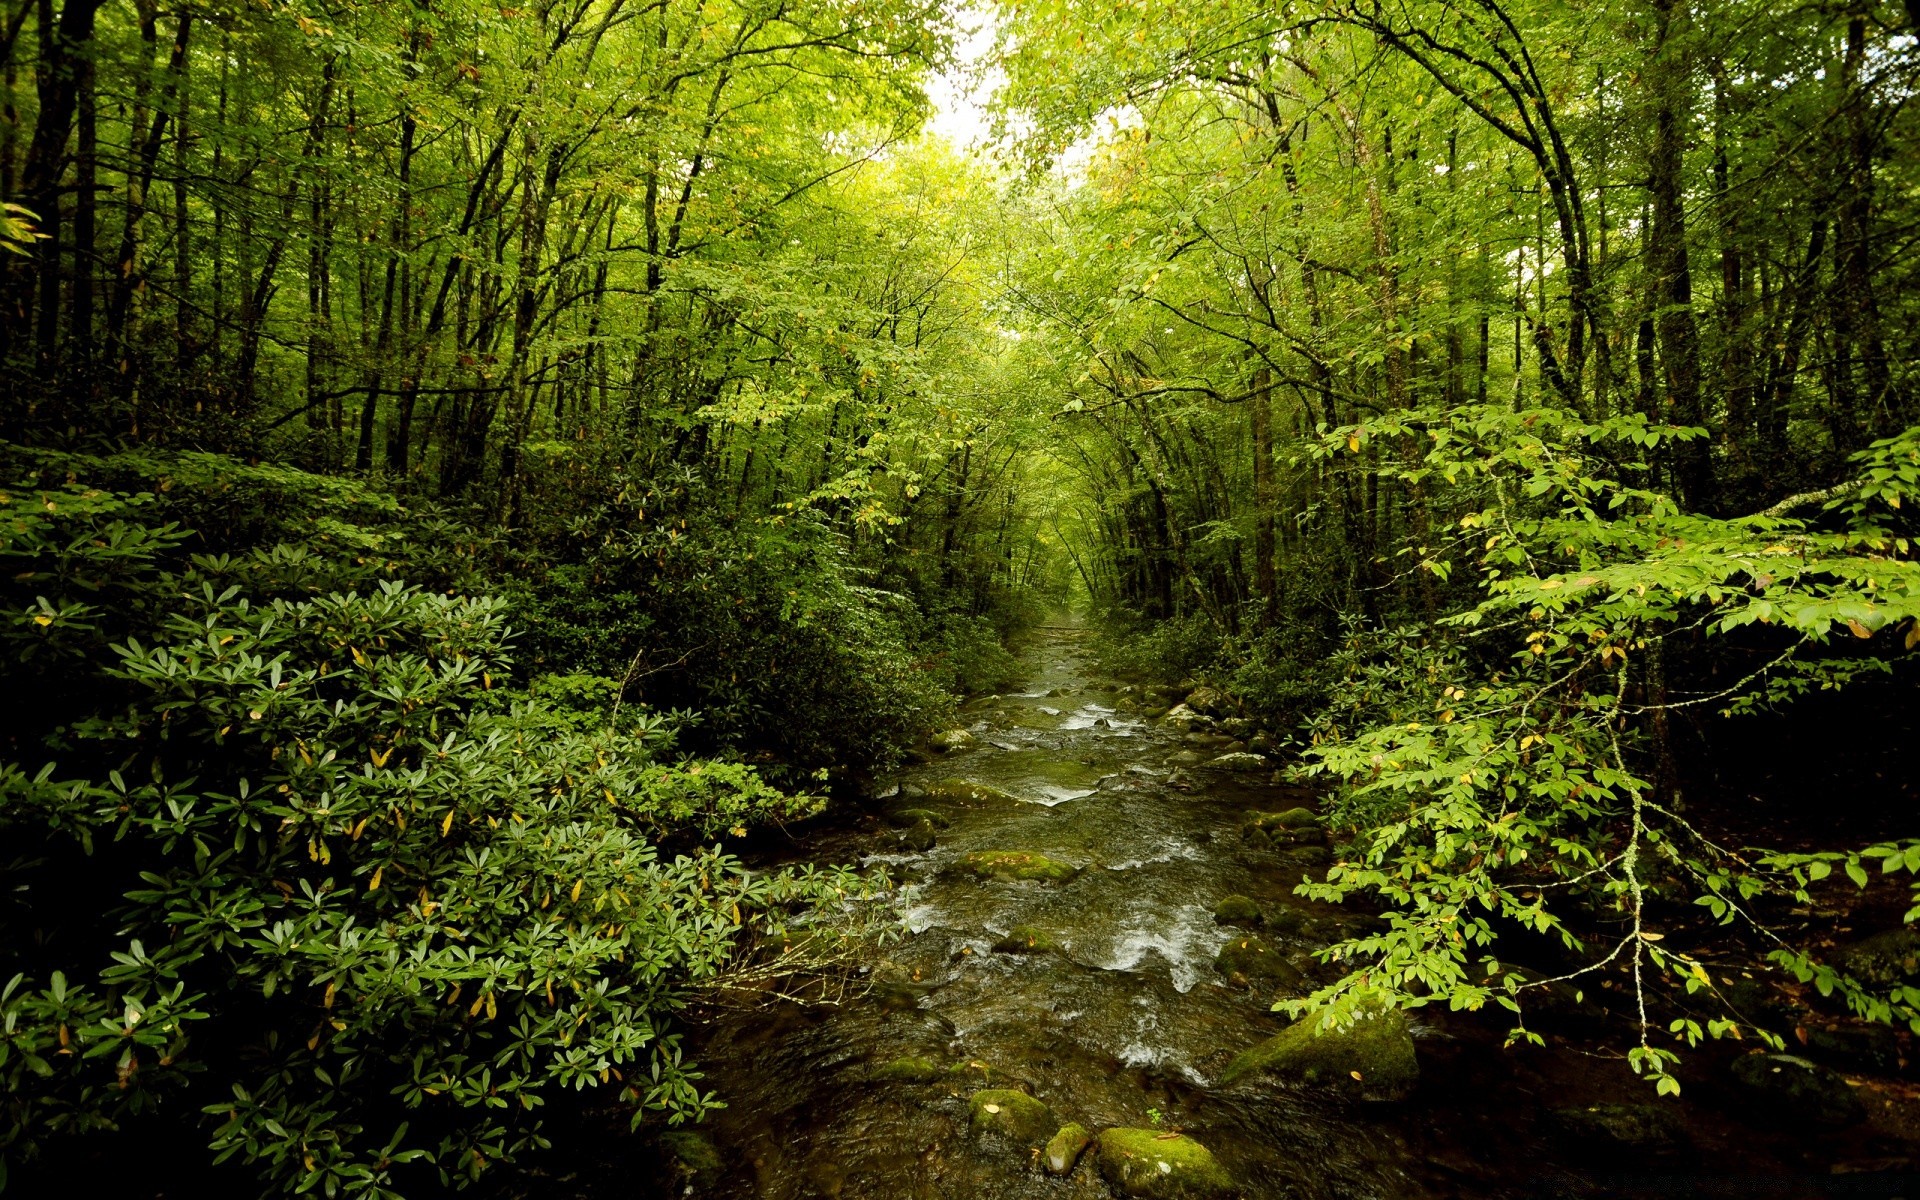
654, 624, 1821, 1198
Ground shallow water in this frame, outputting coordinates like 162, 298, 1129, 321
656, 624, 1892, 1199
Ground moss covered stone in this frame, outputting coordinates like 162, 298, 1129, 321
1213, 934, 1304, 990
962, 850, 1079, 883
1245, 807, 1320, 832
870, 1056, 946, 1084
659, 1130, 724, 1184
1836, 928, 1920, 988
924, 778, 1022, 805
1094, 1128, 1234, 1199
899, 818, 937, 852
1545, 1104, 1687, 1155
992, 925, 1059, 954
1045, 1122, 1092, 1175
885, 807, 951, 829
1212, 895, 1262, 926
1219, 1006, 1418, 1100
967, 1088, 1054, 1143
930, 728, 976, 752
1728, 1053, 1865, 1128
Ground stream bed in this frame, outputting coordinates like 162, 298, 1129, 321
641, 623, 1918, 1199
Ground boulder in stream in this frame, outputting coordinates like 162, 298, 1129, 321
1545, 1103, 1688, 1156
885, 806, 951, 829
962, 850, 1079, 883
991, 924, 1059, 954
1044, 1122, 1092, 1175
658, 1130, 724, 1185
924, 778, 1022, 805
967, 1088, 1055, 1143
899, 818, 937, 852
1219, 1006, 1418, 1100
1213, 933, 1305, 990
1183, 687, 1229, 716
1170, 750, 1205, 765
1161, 703, 1207, 731
1835, 927, 1920, 988
1212, 894, 1263, 927
869, 1056, 947, 1084
1094, 1128, 1234, 1199
1206, 751, 1267, 771
1727, 1053, 1866, 1127
930, 728, 976, 753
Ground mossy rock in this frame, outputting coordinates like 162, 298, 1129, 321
992, 925, 1059, 954
1728, 1053, 1866, 1128
1245, 807, 1320, 832
886, 807, 951, 829
1207, 752, 1268, 771
1804, 1022, 1904, 1075
1212, 895, 1263, 927
870, 1056, 947, 1084
898, 818, 938, 852
1213, 934, 1304, 990
1094, 1128, 1234, 1199
924, 778, 1023, 805
1045, 1122, 1093, 1175
948, 1058, 1025, 1088
967, 1088, 1055, 1144
1220, 1006, 1418, 1100
1836, 928, 1920, 988
962, 850, 1079, 884
1545, 1104, 1687, 1156
659, 1130, 724, 1184
930, 728, 976, 752
1170, 750, 1205, 765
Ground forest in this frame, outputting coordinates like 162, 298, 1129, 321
0, 0, 1917, 1194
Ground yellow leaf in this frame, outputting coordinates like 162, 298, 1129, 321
1539, 579, 1563, 590
570, 878, 583, 903
1347, 433, 1361, 452
369, 866, 383, 892
1846, 619, 1872, 639
370, 746, 393, 768
441, 810, 456, 837
32, 614, 51, 626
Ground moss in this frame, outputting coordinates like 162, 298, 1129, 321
1212, 934, 1303, 990
1212, 895, 1262, 926
1836, 928, 1920, 987
967, 1088, 1054, 1143
885, 807, 951, 828
1219, 1005, 1418, 1100
992, 925, 1059, 954
1094, 1128, 1234, 1199
1045, 1123, 1093, 1175
1245, 807, 1319, 831
870, 1056, 946, 1084
929, 728, 976, 752
658, 1130, 723, 1183
924, 778, 1022, 805
899, 818, 937, 852
962, 850, 1079, 883
1728, 1053, 1866, 1128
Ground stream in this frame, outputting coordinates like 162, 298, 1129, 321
649, 622, 1863, 1198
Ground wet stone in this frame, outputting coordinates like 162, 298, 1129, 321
885, 806, 951, 828
1803, 1023, 1904, 1076
930, 728, 976, 752
1244, 807, 1320, 836
899, 818, 937, 852
1213, 933, 1304, 990
924, 778, 1022, 805
658, 1130, 724, 1185
1728, 1053, 1867, 1127
1212, 894, 1263, 927
1045, 1122, 1092, 1175
962, 850, 1080, 883
967, 1088, 1055, 1144
992, 924, 1059, 954
1095, 1128, 1234, 1199
1220, 1006, 1419, 1100
1546, 1104, 1688, 1156
1207, 751, 1267, 770
1836, 928, 1920, 988
870, 1055, 947, 1084
1170, 750, 1205, 765
1184, 687, 1228, 716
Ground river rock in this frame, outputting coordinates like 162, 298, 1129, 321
1215, 716, 1252, 738
1220, 1006, 1418, 1100
1212, 894, 1263, 927
962, 850, 1079, 883
1803, 1022, 1905, 1075
1729, 1053, 1866, 1127
886, 807, 951, 828
1184, 687, 1228, 716
1244, 807, 1319, 834
1170, 750, 1205, 765
899, 818, 937, 852
930, 728, 976, 753
968, 1088, 1054, 1143
1045, 1122, 1092, 1175
992, 924, 1059, 954
1247, 734, 1276, 754
1214, 933, 1305, 990
659, 1130, 724, 1184
924, 778, 1021, 805
1161, 703, 1207, 731
870, 1056, 947, 1084
1545, 1103, 1687, 1155
1836, 927, 1920, 987
1207, 751, 1267, 770
1095, 1128, 1234, 1199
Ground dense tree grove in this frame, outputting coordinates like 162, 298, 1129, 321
2, 0, 1918, 1191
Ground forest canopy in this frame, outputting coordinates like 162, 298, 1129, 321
1, 0, 1918, 1192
